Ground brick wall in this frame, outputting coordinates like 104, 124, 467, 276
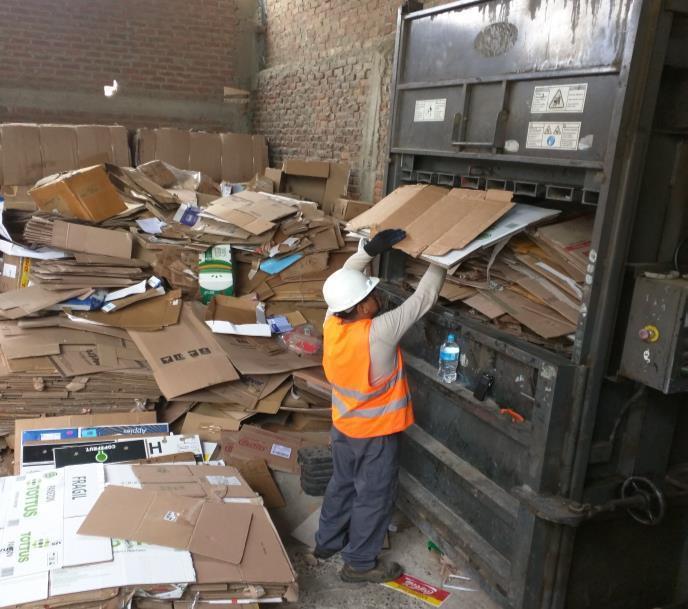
0, 0, 248, 130
254, 0, 447, 201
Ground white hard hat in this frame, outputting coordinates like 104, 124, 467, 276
323, 268, 380, 313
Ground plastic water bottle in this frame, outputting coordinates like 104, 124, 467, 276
438, 333, 460, 384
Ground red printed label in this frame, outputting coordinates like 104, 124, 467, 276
383, 573, 450, 607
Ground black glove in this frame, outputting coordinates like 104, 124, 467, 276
364, 229, 407, 257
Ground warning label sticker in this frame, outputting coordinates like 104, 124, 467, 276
526, 122, 581, 150
531, 84, 587, 114
414, 99, 447, 122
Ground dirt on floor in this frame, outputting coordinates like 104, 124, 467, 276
270, 471, 500, 609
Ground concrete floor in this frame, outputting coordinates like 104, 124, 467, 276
270, 471, 500, 609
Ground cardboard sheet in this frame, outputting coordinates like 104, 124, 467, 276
0, 465, 110, 580
423, 204, 561, 268
75, 289, 182, 331
485, 289, 577, 338
192, 505, 295, 585
333, 198, 372, 221
54, 221, 132, 259
129, 305, 239, 399
203, 193, 296, 236
464, 292, 507, 319
205, 295, 271, 337
181, 411, 242, 441
216, 335, 320, 375
0, 572, 49, 608
128, 463, 258, 502
347, 184, 447, 231
49, 540, 195, 597
0, 285, 91, 319
533, 215, 593, 273
79, 485, 254, 563
229, 459, 285, 509
220, 426, 302, 474
397, 189, 515, 257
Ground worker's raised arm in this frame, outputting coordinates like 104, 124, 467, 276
371, 262, 446, 347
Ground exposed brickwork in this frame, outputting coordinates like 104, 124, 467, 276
0, 0, 241, 127
254, 0, 448, 201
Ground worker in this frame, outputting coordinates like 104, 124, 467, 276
315, 228, 447, 583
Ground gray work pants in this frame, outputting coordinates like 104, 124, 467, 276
314, 426, 400, 571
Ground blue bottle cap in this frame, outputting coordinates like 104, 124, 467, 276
447, 333, 455, 342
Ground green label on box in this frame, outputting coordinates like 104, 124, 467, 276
199, 244, 234, 304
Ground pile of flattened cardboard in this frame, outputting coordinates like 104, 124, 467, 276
0, 126, 355, 450
346, 184, 592, 350
1, 409, 299, 609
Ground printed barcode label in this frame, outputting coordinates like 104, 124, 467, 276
270, 443, 292, 459
205, 475, 241, 486
2, 263, 17, 278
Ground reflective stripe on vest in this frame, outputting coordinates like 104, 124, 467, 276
322, 316, 414, 438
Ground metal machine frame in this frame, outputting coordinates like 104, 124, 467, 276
381, 2, 688, 608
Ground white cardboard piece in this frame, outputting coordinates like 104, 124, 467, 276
0, 572, 50, 608
0, 465, 109, 581
0, 239, 68, 260
49, 539, 195, 597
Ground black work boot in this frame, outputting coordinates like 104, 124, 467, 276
313, 546, 337, 560
340, 560, 403, 583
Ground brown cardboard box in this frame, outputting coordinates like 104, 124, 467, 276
0, 124, 131, 188
0, 123, 43, 185
0, 254, 31, 292
282, 160, 349, 215
220, 425, 302, 474
221, 133, 268, 183
75, 124, 131, 167
39, 125, 79, 176
190, 132, 223, 182
134, 128, 268, 184
76, 125, 114, 167
333, 198, 373, 221
29, 164, 127, 222
79, 485, 255, 563
13, 411, 156, 474
129, 304, 240, 399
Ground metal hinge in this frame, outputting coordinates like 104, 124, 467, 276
514, 477, 668, 527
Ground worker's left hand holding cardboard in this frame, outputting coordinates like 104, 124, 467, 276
363, 228, 406, 257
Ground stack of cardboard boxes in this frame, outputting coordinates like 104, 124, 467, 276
2, 410, 298, 609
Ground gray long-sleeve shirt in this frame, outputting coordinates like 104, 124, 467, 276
325, 241, 447, 384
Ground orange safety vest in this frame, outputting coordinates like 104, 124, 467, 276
322, 316, 414, 438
